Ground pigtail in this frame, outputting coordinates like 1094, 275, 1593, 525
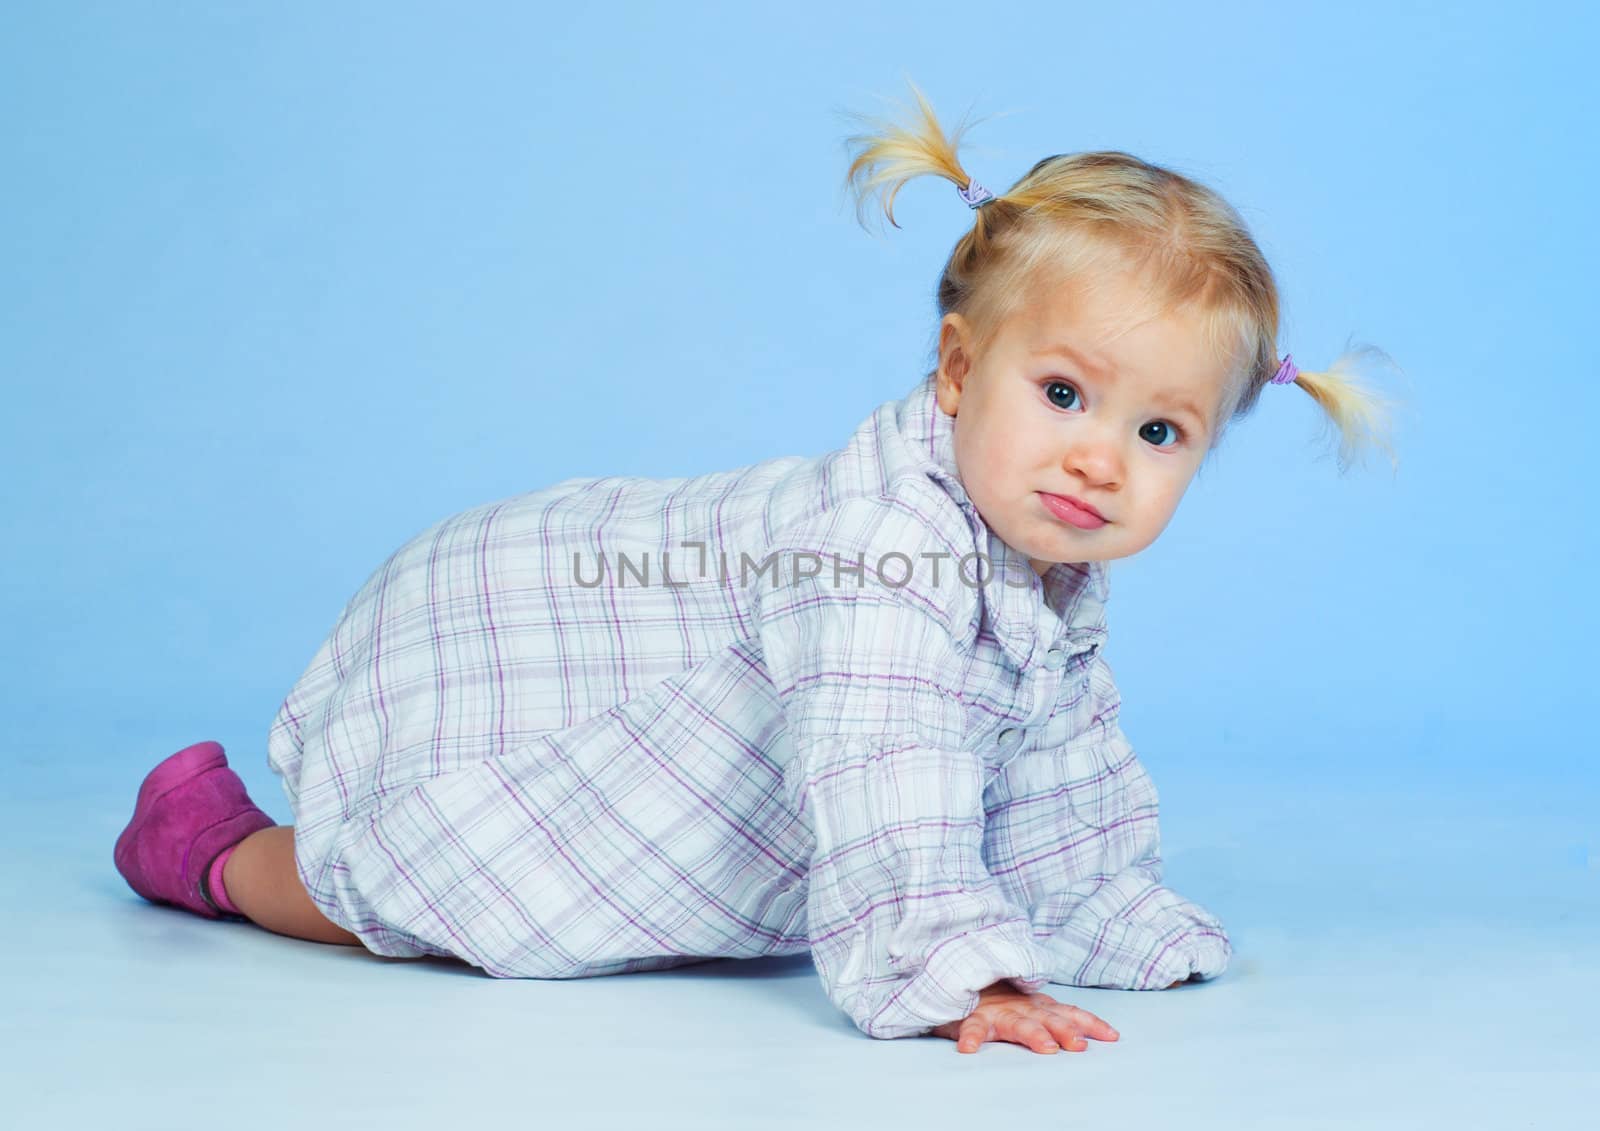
838, 78, 1001, 235
1288, 340, 1406, 475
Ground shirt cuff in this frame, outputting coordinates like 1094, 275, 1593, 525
857, 917, 1052, 1040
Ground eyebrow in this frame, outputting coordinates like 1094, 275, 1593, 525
1033, 343, 1208, 429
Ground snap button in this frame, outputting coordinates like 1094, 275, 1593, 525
1065, 630, 1102, 653
1043, 648, 1066, 670
997, 727, 1019, 747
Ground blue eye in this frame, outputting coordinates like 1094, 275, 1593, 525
1044, 380, 1186, 449
1140, 421, 1183, 448
1043, 380, 1080, 410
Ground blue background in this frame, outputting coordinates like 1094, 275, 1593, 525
4, 2, 1595, 1127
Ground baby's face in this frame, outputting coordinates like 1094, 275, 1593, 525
935, 268, 1230, 572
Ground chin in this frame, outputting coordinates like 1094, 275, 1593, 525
1101, 539, 1153, 562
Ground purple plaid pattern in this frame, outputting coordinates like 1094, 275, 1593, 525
265, 373, 1231, 1039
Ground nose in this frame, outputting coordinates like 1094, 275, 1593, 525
1062, 429, 1123, 490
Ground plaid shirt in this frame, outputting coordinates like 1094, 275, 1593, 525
266, 372, 1231, 1039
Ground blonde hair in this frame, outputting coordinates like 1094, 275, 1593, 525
840, 79, 1403, 473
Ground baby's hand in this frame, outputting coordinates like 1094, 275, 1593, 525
929, 981, 1121, 1055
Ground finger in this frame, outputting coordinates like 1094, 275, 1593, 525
1057, 1006, 1120, 1040
998, 1014, 1062, 1055
956, 1016, 993, 1054
1038, 1014, 1092, 1051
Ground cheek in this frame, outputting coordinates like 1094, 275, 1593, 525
978, 412, 1034, 457
1150, 469, 1195, 514
977, 428, 1028, 481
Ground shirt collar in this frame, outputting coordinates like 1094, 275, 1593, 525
892, 372, 1110, 671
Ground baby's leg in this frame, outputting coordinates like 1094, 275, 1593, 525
224, 826, 362, 946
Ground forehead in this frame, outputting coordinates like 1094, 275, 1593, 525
1005, 272, 1230, 404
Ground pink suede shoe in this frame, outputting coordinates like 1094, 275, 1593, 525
113, 740, 277, 920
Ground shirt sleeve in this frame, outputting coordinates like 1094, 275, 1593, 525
982, 677, 1233, 990
750, 493, 1054, 1040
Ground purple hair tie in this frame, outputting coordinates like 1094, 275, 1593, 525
958, 179, 995, 208
1270, 354, 1299, 385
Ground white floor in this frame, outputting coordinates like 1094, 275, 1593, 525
8, 757, 1597, 1129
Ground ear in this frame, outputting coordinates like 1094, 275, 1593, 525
935, 313, 974, 416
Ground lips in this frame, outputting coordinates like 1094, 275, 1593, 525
1048, 493, 1104, 521
1039, 492, 1109, 529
